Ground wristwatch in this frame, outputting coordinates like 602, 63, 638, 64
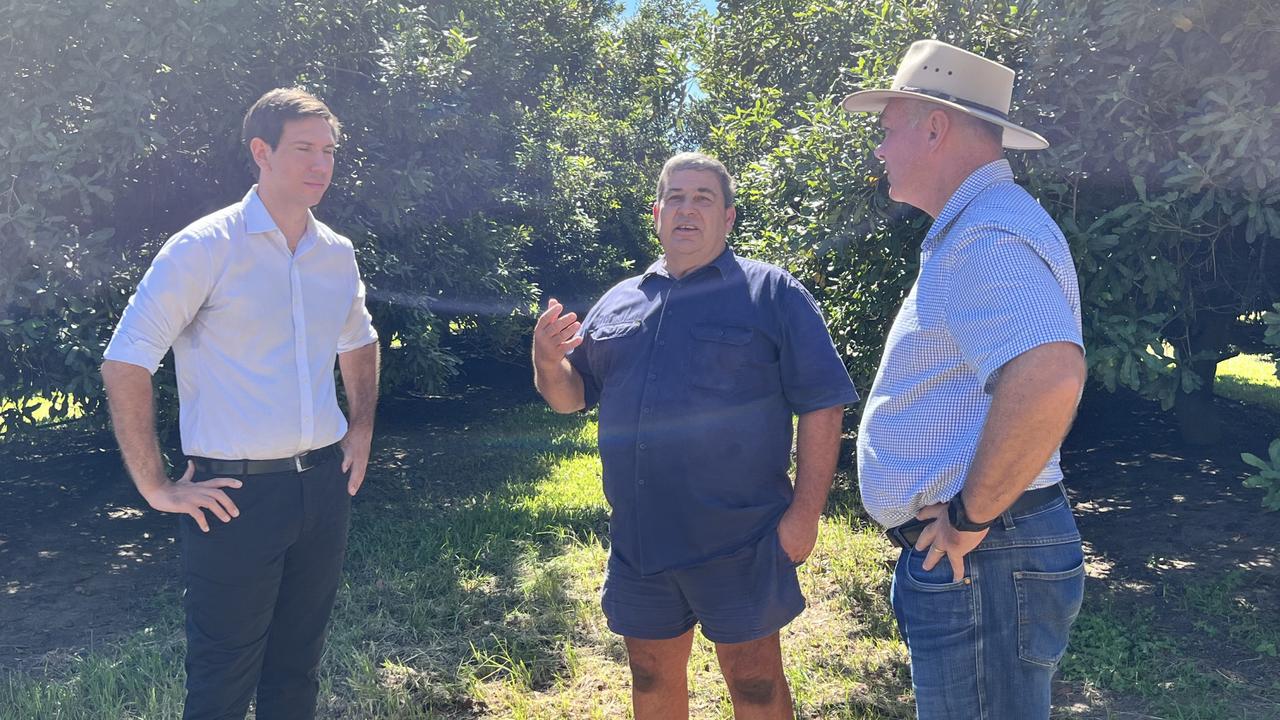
948, 493, 995, 532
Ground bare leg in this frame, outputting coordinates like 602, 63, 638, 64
715, 632, 793, 719
625, 629, 696, 720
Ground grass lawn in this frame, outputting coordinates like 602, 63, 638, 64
1216, 353, 1280, 413
3, 360, 1278, 717
0, 402, 907, 718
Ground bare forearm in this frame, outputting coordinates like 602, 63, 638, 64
533, 357, 585, 414
961, 342, 1085, 523
790, 405, 845, 521
101, 360, 168, 499
338, 342, 380, 433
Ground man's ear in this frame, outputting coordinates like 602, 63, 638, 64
249, 137, 273, 174
725, 205, 736, 231
926, 108, 951, 148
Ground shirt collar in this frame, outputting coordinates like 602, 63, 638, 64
922, 159, 1013, 251
643, 245, 736, 282
241, 185, 318, 241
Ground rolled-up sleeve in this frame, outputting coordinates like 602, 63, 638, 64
778, 278, 859, 414
337, 266, 379, 353
103, 235, 213, 374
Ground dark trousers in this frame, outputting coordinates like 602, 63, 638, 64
179, 456, 351, 720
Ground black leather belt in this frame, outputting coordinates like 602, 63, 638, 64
885, 482, 1066, 549
189, 443, 340, 476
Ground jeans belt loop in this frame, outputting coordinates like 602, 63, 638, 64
1000, 509, 1016, 531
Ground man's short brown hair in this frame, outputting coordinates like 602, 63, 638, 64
241, 87, 341, 153
656, 152, 736, 208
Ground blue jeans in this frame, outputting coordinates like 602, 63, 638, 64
891, 488, 1085, 719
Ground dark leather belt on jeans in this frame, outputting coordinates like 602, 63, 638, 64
885, 482, 1066, 549
189, 443, 340, 476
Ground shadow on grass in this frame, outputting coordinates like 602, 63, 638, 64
0, 425, 184, 672
329, 393, 609, 712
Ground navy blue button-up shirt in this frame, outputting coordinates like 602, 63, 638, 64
568, 248, 858, 575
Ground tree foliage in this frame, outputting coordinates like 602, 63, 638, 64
0, 0, 698, 434
4, 0, 1278, 451
691, 0, 1280, 441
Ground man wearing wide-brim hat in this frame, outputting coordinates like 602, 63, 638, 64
844, 40, 1087, 718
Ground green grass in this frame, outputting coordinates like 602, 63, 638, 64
4, 396, 1278, 717
1216, 353, 1280, 413
0, 403, 910, 718
1059, 569, 1280, 720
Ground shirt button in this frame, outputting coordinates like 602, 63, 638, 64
642, 407, 651, 414
638, 478, 646, 485
648, 373, 657, 381
658, 340, 666, 347
639, 443, 648, 450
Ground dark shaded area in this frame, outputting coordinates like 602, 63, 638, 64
0, 428, 179, 670
1066, 390, 1280, 584
1052, 390, 1280, 718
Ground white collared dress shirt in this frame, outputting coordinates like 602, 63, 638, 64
104, 187, 378, 460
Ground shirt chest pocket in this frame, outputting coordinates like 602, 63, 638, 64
687, 324, 754, 392
589, 319, 643, 385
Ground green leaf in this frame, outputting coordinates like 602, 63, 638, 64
1241, 453, 1269, 471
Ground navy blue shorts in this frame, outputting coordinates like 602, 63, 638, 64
601, 526, 805, 644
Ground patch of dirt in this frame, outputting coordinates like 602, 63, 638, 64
1052, 392, 1280, 719
0, 428, 182, 671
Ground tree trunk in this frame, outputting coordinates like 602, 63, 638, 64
1172, 309, 1235, 446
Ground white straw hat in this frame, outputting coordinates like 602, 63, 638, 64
841, 39, 1048, 150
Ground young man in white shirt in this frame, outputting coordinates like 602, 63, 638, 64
101, 87, 379, 720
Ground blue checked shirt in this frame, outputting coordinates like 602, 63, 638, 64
856, 160, 1083, 529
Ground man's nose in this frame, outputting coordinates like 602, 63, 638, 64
874, 142, 886, 162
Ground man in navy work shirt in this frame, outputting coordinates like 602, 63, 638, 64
533, 152, 857, 719
843, 41, 1087, 718
101, 88, 379, 719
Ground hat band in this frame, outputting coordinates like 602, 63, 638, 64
898, 86, 1009, 121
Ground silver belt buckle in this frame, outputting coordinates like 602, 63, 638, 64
295, 454, 305, 472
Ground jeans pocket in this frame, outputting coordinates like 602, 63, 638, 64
892, 548, 975, 657
901, 547, 969, 592
1014, 559, 1085, 667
